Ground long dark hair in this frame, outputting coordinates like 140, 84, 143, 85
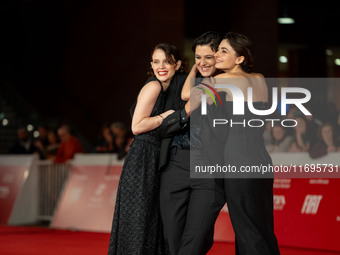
147, 43, 186, 77
224, 31, 254, 73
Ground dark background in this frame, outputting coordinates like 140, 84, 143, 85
1, 0, 340, 150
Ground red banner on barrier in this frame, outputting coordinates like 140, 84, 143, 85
213, 178, 340, 252
273, 178, 340, 251
51, 165, 122, 232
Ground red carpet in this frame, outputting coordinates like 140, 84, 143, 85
0, 226, 339, 255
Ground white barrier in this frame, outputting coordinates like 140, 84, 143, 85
0, 155, 72, 224
36, 160, 71, 221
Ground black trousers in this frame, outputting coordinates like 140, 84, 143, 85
224, 178, 280, 255
160, 148, 225, 255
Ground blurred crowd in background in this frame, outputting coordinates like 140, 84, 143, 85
6, 102, 340, 162
264, 104, 340, 158
7, 121, 133, 163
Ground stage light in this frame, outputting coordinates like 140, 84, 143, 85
278, 17, 295, 24
335, 58, 340, 66
27, 124, 34, 131
279, 56, 288, 63
2, 118, 9, 126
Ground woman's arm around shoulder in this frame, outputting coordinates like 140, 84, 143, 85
181, 64, 198, 101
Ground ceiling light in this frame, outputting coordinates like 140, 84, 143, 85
278, 17, 295, 24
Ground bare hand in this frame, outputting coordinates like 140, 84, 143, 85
190, 86, 204, 112
190, 64, 198, 74
295, 121, 306, 134
161, 109, 175, 118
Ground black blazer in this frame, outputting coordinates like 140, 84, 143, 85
158, 73, 188, 171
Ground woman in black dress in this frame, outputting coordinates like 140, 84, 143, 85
108, 43, 184, 255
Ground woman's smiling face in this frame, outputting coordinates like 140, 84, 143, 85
214, 39, 243, 71
195, 45, 217, 77
151, 49, 179, 83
